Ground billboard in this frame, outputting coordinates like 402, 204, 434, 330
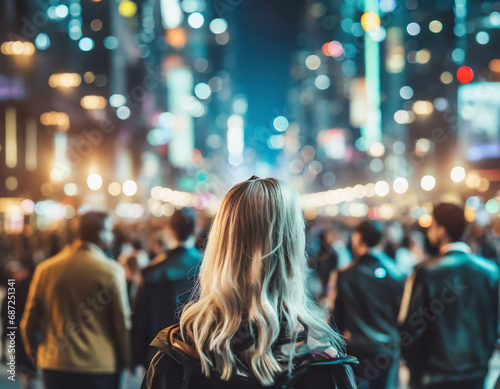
458, 82, 500, 161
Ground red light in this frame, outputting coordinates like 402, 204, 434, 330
321, 41, 343, 57
457, 66, 474, 83
321, 42, 331, 56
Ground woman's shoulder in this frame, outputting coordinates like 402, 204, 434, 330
142, 323, 358, 389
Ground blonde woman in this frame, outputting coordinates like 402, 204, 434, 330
141, 177, 357, 389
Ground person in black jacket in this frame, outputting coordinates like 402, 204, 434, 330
132, 208, 202, 370
398, 203, 500, 389
140, 176, 357, 389
332, 220, 405, 389
310, 228, 339, 297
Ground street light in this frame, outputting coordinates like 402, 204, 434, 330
421, 175, 436, 191
450, 166, 466, 183
87, 174, 102, 190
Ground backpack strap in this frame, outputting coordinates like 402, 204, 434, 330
140, 350, 168, 389
149, 325, 199, 387
275, 355, 358, 389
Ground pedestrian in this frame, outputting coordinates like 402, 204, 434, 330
141, 176, 357, 389
131, 208, 201, 370
398, 203, 500, 389
20, 211, 131, 389
310, 228, 339, 298
332, 220, 405, 389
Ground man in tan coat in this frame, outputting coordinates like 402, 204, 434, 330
20, 211, 131, 389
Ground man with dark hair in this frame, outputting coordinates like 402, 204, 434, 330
20, 211, 131, 389
132, 208, 201, 370
431, 202, 467, 242
332, 220, 405, 389
399, 203, 500, 389
79, 211, 112, 243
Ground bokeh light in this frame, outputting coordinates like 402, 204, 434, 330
119, 0, 137, 17
188, 12, 204, 29
375, 181, 390, 197
315, 75, 330, 90
440, 71, 453, 84
305, 55, 321, 70
475, 31, 489, 45
457, 66, 474, 83
209, 18, 228, 34
273, 116, 289, 132
399, 86, 414, 100
450, 166, 466, 182
194, 83, 212, 99
35, 33, 50, 50
87, 174, 103, 190
393, 178, 409, 194
421, 175, 436, 191
406, 22, 421, 36
123, 180, 138, 196
78, 37, 94, 51
429, 20, 443, 33
361, 12, 380, 32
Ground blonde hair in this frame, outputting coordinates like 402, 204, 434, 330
179, 176, 343, 385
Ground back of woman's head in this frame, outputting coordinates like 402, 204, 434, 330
180, 176, 343, 385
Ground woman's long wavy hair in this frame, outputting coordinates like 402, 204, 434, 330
179, 176, 343, 385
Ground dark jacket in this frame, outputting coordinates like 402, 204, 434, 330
310, 243, 339, 293
141, 324, 358, 389
132, 246, 201, 367
398, 248, 500, 386
332, 250, 405, 359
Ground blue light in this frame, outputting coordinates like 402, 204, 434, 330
268, 135, 285, 149
79, 37, 94, 51
273, 116, 289, 132
379, 0, 396, 12
490, 11, 500, 27
69, 3, 81, 16
475, 31, 489, 45
55, 5, 69, 18
109, 94, 126, 107
407, 22, 421, 36
315, 75, 331, 90
209, 18, 228, 34
69, 19, 82, 28
368, 26, 387, 42
69, 26, 82, 40
47, 6, 57, 19
188, 12, 204, 29
374, 268, 387, 278
103, 36, 119, 50
147, 128, 172, 146
117, 106, 131, 120
343, 43, 357, 58
342, 60, 357, 76
340, 18, 353, 33
351, 22, 364, 37
433, 97, 449, 111
194, 83, 211, 100
466, 196, 481, 210
355, 137, 367, 151
399, 86, 413, 100
35, 33, 50, 50
454, 24, 466, 37
452, 48, 465, 64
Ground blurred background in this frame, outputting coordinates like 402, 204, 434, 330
0, 0, 500, 388
0, 0, 498, 223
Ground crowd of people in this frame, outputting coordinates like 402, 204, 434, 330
0, 178, 499, 389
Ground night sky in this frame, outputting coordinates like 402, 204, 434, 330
231, 0, 305, 130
